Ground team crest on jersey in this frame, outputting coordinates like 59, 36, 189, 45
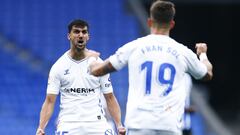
64, 69, 70, 75
105, 129, 113, 135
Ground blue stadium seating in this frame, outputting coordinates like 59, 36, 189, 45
0, 0, 137, 134
0, 0, 138, 62
0, 0, 206, 134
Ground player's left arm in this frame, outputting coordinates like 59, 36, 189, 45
195, 43, 213, 81
90, 60, 116, 76
104, 93, 126, 135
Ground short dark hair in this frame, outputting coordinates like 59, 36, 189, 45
68, 19, 89, 33
150, 0, 175, 24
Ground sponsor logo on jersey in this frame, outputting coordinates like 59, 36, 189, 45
63, 88, 95, 94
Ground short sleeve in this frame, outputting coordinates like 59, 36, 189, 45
109, 42, 136, 70
99, 73, 113, 94
46, 65, 61, 95
184, 48, 207, 80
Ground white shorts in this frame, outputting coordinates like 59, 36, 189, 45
56, 120, 115, 135
127, 129, 180, 135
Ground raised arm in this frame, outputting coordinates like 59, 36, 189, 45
195, 43, 213, 81
36, 94, 57, 135
90, 59, 116, 76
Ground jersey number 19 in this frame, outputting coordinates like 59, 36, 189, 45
141, 61, 176, 96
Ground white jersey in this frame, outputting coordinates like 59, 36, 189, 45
109, 34, 207, 133
47, 51, 113, 124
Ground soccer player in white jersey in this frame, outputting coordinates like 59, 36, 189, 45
89, 1, 213, 135
36, 19, 126, 135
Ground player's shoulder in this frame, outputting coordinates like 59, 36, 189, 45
135, 35, 151, 43
119, 36, 145, 51
87, 56, 103, 64
171, 40, 195, 56
179, 44, 196, 57
50, 52, 69, 71
96, 57, 104, 62
123, 35, 151, 47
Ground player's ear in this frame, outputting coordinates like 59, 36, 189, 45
170, 20, 175, 30
67, 33, 71, 40
87, 33, 90, 41
147, 18, 153, 28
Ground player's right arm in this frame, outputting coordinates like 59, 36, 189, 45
36, 94, 57, 135
90, 41, 135, 77
36, 60, 60, 135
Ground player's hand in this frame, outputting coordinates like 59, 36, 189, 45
117, 125, 126, 135
36, 128, 45, 135
86, 49, 100, 59
195, 43, 208, 55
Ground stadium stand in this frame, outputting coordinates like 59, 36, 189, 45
0, 0, 138, 134
1, 0, 229, 135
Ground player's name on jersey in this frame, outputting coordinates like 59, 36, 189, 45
141, 45, 180, 59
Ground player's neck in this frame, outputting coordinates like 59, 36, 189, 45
151, 27, 170, 36
69, 49, 87, 61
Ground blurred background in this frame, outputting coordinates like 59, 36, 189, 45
0, 0, 239, 135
